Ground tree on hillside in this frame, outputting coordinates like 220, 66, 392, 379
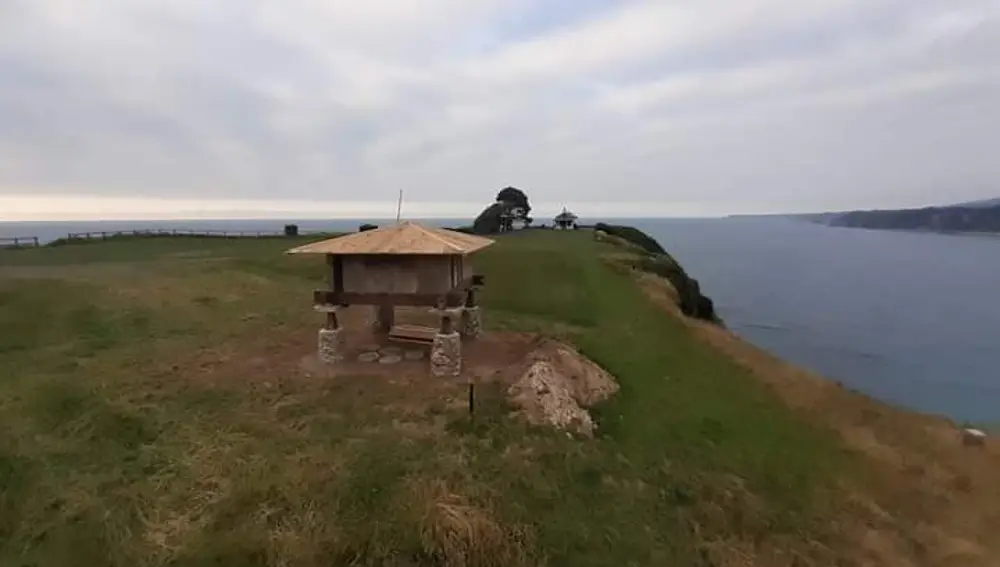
472, 202, 506, 234
496, 187, 531, 223
472, 186, 533, 234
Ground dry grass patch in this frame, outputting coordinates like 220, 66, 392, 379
406, 479, 535, 567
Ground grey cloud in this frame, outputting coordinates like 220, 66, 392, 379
1, 0, 999, 215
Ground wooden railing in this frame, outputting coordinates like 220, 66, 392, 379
2, 228, 333, 250
0, 236, 40, 249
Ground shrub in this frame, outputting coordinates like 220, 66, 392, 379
593, 223, 665, 255
634, 254, 718, 323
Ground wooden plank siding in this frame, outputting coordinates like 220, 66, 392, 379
340, 255, 455, 295
313, 289, 468, 308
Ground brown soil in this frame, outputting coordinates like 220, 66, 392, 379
163, 304, 618, 442
164, 305, 543, 428
639, 273, 1000, 567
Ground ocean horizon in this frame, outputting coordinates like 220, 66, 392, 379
0, 218, 470, 245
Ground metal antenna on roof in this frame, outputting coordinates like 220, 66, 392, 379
396, 188, 403, 223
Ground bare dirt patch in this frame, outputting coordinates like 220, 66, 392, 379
161, 305, 542, 428
161, 304, 617, 439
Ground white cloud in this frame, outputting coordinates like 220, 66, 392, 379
1, 0, 999, 220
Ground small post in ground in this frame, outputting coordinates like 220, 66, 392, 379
468, 379, 475, 420
372, 303, 394, 334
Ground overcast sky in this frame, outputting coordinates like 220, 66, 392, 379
1, 1, 998, 220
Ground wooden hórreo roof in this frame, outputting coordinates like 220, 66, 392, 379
286, 221, 495, 256
554, 208, 579, 222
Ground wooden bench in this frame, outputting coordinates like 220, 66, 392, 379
388, 324, 437, 345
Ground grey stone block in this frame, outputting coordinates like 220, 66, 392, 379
430, 332, 461, 377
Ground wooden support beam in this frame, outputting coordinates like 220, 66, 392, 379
388, 324, 436, 345
313, 289, 466, 308
375, 304, 394, 334
331, 255, 344, 292
440, 311, 455, 334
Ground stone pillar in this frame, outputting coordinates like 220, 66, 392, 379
461, 306, 481, 339
431, 332, 461, 377
316, 304, 342, 364
460, 288, 482, 339
430, 307, 462, 376
371, 303, 394, 334
318, 328, 342, 363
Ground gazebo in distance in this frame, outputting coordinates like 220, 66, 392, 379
285, 222, 494, 376
553, 208, 579, 230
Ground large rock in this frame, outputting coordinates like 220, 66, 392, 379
507, 341, 619, 436
508, 361, 596, 436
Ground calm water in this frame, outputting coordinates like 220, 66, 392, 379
2, 217, 998, 422
635, 217, 1000, 423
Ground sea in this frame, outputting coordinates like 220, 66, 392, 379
2, 216, 998, 424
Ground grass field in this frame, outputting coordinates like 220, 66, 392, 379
0, 231, 994, 566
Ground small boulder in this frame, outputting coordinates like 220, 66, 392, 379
508, 360, 595, 436
404, 349, 425, 361
962, 428, 987, 447
358, 352, 380, 363
507, 340, 620, 437
379, 354, 402, 365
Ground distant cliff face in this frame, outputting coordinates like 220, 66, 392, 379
594, 223, 719, 323
818, 203, 1000, 232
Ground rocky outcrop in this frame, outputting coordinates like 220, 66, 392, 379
506, 341, 619, 436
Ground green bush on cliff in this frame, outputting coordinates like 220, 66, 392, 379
594, 223, 666, 254
594, 223, 717, 322
634, 254, 717, 322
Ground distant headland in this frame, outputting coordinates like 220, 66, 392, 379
733, 197, 1000, 234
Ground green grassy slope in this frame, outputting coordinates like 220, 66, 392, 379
1, 231, 852, 566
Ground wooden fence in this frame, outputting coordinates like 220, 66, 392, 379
2, 227, 337, 249
0, 236, 40, 249
63, 229, 298, 241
